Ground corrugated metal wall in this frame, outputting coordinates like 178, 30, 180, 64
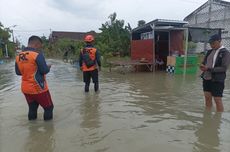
185, 0, 230, 51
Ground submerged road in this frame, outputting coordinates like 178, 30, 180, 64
0, 59, 230, 152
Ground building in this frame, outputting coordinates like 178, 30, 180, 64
184, 0, 230, 49
131, 19, 221, 73
49, 31, 97, 43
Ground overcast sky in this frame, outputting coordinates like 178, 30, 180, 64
0, 0, 226, 45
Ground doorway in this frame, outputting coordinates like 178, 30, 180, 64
154, 31, 169, 70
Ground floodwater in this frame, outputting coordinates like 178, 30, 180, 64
0, 59, 230, 152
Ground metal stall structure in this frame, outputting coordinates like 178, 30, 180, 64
131, 19, 221, 74
132, 19, 187, 72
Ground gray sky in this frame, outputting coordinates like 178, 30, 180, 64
0, 0, 221, 45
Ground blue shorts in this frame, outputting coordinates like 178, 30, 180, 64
203, 80, 224, 97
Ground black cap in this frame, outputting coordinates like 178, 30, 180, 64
208, 34, 221, 43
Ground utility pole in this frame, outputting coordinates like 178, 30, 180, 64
5, 43, 8, 58
5, 25, 17, 58
10, 25, 17, 43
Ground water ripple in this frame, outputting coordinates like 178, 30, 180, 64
1, 60, 230, 152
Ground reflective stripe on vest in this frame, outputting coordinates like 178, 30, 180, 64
16, 51, 48, 94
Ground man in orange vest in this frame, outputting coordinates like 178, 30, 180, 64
15, 35, 54, 120
79, 34, 101, 92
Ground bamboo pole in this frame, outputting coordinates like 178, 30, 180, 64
183, 28, 189, 76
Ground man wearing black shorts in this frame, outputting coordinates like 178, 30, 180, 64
200, 34, 230, 112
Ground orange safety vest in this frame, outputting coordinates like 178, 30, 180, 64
16, 51, 49, 94
81, 47, 97, 71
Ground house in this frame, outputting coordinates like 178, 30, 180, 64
49, 31, 97, 43
184, 0, 230, 49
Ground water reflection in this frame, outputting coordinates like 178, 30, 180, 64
194, 110, 222, 152
24, 122, 55, 152
122, 73, 202, 116
0, 62, 19, 94
80, 93, 101, 129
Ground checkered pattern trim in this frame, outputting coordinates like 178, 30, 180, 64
166, 65, 175, 73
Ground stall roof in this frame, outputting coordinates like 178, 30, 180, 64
132, 19, 188, 33
153, 26, 187, 31
132, 18, 223, 42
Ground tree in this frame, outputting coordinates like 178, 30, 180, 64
41, 36, 49, 47
0, 22, 13, 58
96, 12, 132, 57
138, 20, 146, 27
44, 37, 84, 58
40, 13, 132, 62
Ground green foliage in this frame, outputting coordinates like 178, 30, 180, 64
0, 26, 11, 43
7, 42, 15, 57
41, 36, 49, 48
188, 41, 197, 49
0, 48, 3, 58
187, 41, 197, 54
0, 22, 15, 58
43, 37, 85, 59
95, 12, 132, 58
138, 20, 146, 27
41, 12, 132, 64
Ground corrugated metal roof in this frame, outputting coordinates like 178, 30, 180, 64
132, 19, 188, 33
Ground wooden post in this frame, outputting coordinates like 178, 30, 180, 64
183, 28, 189, 76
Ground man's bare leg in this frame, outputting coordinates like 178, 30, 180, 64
204, 91, 213, 110
214, 97, 224, 112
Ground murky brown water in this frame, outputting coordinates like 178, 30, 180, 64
0, 59, 230, 152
